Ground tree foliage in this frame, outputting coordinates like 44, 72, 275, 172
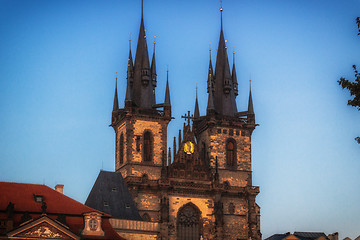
338, 17, 360, 143
338, 65, 360, 110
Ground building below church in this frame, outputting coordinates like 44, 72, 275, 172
85, 2, 262, 240
265, 232, 339, 240
0, 182, 123, 240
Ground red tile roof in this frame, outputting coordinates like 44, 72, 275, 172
0, 182, 107, 216
0, 182, 125, 240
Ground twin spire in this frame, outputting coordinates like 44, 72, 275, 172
113, 0, 170, 113
204, 5, 254, 119
114, 2, 254, 121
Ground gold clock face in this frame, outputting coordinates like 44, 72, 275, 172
184, 141, 194, 155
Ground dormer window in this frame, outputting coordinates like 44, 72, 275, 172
89, 219, 98, 231
33, 194, 43, 203
81, 212, 104, 237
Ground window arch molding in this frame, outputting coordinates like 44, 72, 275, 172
177, 202, 202, 240
143, 130, 153, 162
226, 138, 237, 167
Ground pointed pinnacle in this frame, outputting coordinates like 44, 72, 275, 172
164, 68, 171, 106
207, 82, 215, 113
194, 87, 200, 119
113, 77, 119, 112
248, 80, 254, 114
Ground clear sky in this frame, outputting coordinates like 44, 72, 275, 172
0, 0, 359, 239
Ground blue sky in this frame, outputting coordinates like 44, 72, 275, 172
0, 0, 359, 239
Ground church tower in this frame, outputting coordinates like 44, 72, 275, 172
192, 6, 261, 240
110, 0, 171, 223
106, 2, 261, 240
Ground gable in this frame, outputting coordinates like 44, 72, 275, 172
284, 234, 301, 240
7, 215, 80, 240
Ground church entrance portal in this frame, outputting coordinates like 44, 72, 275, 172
177, 203, 201, 240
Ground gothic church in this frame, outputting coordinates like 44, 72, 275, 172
86, 2, 261, 240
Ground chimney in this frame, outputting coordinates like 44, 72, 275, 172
328, 232, 338, 240
55, 184, 64, 194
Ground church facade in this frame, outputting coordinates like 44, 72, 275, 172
88, 3, 261, 240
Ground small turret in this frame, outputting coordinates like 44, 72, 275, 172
125, 40, 133, 107
163, 68, 171, 118
194, 87, 200, 119
151, 39, 157, 104
207, 47, 214, 94
113, 76, 119, 112
206, 81, 216, 115
247, 80, 255, 123
232, 51, 238, 96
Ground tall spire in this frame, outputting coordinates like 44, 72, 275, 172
131, 0, 153, 109
113, 75, 119, 112
248, 80, 254, 115
210, 4, 237, 116
194, 85, 200, 119
164, 67, 171, 106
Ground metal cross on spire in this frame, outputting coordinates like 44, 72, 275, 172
181, 111, 193, 125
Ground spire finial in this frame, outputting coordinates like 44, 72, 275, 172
233, 45, 235, 63
220, 0, 223, 30
196, 81, 198, 98
141, 0, 144, 19
129, 32, 131, 49
209, 42, 212, 60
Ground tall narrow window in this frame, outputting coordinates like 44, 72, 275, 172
143, 131, 152, 162
226, 139, 236, 167
119, 133, 124, 164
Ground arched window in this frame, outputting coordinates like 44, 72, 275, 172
201, 142, 206, 163
177, 203, 201, 240
143, 131, 152, 162
119, 133, 124, 164
228, 203, 235, 214
142, 213, 151, 222
226, 139, 236, 167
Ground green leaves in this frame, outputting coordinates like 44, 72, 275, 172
338, 65, 360, 111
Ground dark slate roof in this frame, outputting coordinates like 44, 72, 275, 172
85, 170, 142, 221
265, 234, 288, 240
266, 232, 329, 240
294, 232, 328, 239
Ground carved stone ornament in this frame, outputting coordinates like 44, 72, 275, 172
178, 205, 199, 226
21, 223, 64, 238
